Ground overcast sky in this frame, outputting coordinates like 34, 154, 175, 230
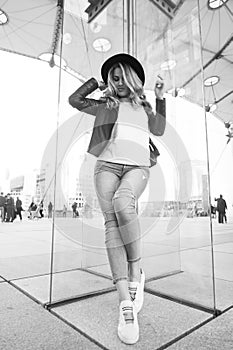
0, 50, 77, 185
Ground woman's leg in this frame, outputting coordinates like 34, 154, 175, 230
95, 163, 149, 344
112, 167, 149, 282
94, 167, 131, 302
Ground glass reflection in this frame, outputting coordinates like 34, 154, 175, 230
50, 0, 125, 303
136, 0, 216, 310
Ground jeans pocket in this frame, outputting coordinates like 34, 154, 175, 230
140, 166, 150, 180
94, 160, 105, 176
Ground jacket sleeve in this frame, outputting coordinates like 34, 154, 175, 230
68, 78, 103, 116
148, 98, 166, 136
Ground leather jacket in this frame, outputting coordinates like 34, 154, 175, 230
69, 78, 166, 160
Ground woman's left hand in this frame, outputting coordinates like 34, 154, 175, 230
154, 75, 164, 100
98, 80, 108, 91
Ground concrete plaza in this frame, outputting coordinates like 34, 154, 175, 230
0, 215, 233, 349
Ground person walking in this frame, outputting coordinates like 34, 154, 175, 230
71, 201, 78, 218
5, 194, 15, 222
62, 204, 67, 217
69, 53, 166, 344
3, 195, 7, 221
0, 192, 5, 222
38, 200, 44, 218
16, 197, 23, 221
215, 194, 227, 224
48, 201, 53, 218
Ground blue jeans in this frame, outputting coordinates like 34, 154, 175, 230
94, 160, 150, 284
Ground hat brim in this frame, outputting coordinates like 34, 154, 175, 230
101, 53, 145, 85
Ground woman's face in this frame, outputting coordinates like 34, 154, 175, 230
112, 67, 130, 99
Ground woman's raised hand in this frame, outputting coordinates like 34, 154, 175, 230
154, 75, 164, 100
98, 80, 108, 91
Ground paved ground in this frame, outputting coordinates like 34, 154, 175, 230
0, 216, 233, 349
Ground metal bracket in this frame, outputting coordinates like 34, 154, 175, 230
85, 0, 114, 23
85, 0, 184, 23
148, 0, 177, 19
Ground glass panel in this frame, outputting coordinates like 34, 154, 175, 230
206, 113, 233, 311
135, 0, 216, 309
202, 0, 233, 311
0, 50, 59, 303
50, 0, 124, 303
134, 0, 181, 281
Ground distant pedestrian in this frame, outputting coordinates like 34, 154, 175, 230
0, 192, 5, 222
48, 201, 53, 218
83, 202, 92, 218
28, 201, 37, 220
71, 201, 79, 218
38, 200, 44, 218
211, 204, 216, 219
5, 194, 15, 222
3, 195, 7, 221
62, 204, 67, 217
215, 195, 227, 224
16, 197, 23, 221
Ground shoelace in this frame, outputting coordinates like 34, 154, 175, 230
129, 286, 137, 302
122, 306, 134, 324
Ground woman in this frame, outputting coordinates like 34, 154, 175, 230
16, 197, 23, 221
69, 53, 166, 345
38, 200, 44, 218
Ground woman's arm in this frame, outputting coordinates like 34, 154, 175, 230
69, 78, 104, 115
148, 98, 166, 136
148, 75, 166, 136
149, 101, 166, 136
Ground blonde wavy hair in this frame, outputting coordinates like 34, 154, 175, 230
103, 62, 151, 109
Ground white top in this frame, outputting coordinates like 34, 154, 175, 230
98, 102, 150, 166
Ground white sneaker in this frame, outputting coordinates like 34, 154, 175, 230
118, 300, 139, 345
128, 269, 145, 313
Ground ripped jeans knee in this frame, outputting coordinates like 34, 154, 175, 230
112, 188, 137, 221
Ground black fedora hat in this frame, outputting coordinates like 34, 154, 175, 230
101, 53, 145, 85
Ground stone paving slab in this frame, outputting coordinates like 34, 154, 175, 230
0, 253, 51, 280
147, 271, 233, 311
181, 248, 233, 282
13, 269, 113, 304
53, 291, 210, 350
167, 309, 233, 350
0, 283, 101, 350
0, 249, 106, 281
87, 263, 112, 278
88, 252, 181, 281
200, 242, 233, 253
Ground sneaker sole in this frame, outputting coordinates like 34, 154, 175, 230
118, 328, 139, 345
